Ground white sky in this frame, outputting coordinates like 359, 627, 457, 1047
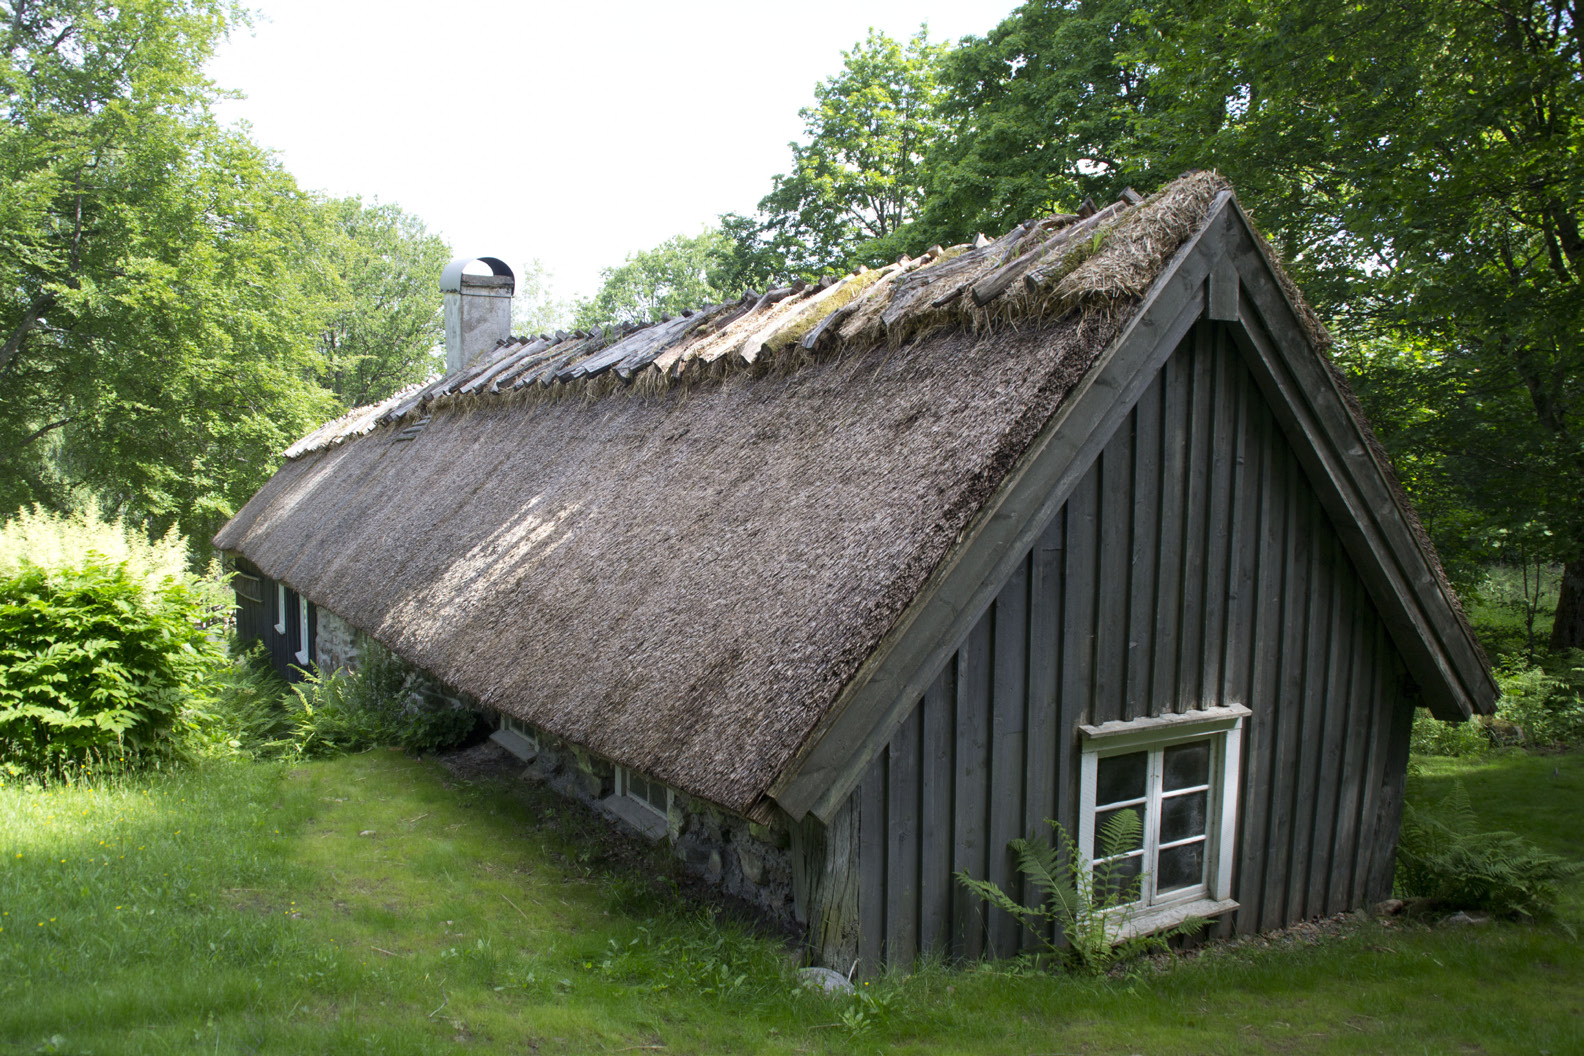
206, 0, 1019, 303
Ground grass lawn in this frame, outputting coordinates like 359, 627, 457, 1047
1, 748, 1579, 1055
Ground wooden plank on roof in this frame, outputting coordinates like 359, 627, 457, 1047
769, 195, 1234, 825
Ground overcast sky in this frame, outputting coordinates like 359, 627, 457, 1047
205, 0, 1019, 304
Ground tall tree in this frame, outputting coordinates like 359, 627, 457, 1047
1132, 0, 1584, 650
314, 197, 450, 409
573, 230, 730, 329
912, 0, 1151, 248
0, 0, 337, 544
726, 28, 951, 283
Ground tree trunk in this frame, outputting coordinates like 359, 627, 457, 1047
1549, 555, 1584, 653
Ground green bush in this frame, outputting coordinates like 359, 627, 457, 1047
0, 507, 227, 775
1397, 777, 1581, 920
208, 639, 481, 759
1410, 708, 1490, 757
1493, 654, 1584, 748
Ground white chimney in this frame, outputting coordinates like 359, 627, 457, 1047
440, 257, 515, 374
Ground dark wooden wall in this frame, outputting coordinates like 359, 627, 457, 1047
846, 321, 1415, 968
231, 556, 316, 682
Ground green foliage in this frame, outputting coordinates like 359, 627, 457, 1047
0, 0, 341, 543
957, 812, 1203, 974
741, 28, 951, 279
313, 197, 451, 409
1397, 776, 1581, 921
913, 0, 1149, 248
1132, 0, 1584, 647
0, 507, 225, 775
573, 229, 732, 329
1409, 709, 1490, 758
1492, 653, 1584, 749
210, 639, 481, 759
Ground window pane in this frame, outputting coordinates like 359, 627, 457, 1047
1160, 790, 1208, 844
1095, 807, 1144, 855
1096, 852, 1142, 903
1157, 840, 1206, 893
1163, 741, 1211, 791
1097, 751, 1147, 805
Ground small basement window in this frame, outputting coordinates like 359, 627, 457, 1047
490, 712, 540, 760
605, 765, 672, 841
294, 593, 311, 666
1078, 705, 1249, 937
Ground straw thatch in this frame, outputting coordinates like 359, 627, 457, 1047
215, 172, 1334, 815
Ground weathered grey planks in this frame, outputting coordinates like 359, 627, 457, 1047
836, 320, 1418, 971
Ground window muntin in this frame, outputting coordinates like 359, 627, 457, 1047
1078, 706, 1247, 921
615, 765, 670, 820
497, 713, 540, 751
1092, 740, 1216, 906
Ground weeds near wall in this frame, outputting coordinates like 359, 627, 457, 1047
957, 813, 1203, 975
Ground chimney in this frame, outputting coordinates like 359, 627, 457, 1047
440, 256, 515, 374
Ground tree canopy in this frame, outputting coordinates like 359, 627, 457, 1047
0, 0, 451, 546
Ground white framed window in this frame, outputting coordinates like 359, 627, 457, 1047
294, 594, 311, 665
614, 765, 672, 821
491, 712, 541, 760
274, 582, 287, 635
1078, 705, 1249, 935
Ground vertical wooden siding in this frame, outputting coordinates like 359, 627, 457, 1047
850, 321, 1414, 968
232, 556, 316, 682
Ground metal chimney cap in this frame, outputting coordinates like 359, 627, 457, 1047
440, 256, 515, 294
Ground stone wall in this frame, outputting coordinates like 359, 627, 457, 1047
320, 607, 800, 933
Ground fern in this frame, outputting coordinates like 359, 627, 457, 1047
957, 812, 1204, 974
1397, 777, 1581, 921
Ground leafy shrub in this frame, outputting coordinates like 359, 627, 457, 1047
957, 813, 1204, 974
1410, 709, 1490, 757
1397, 777, 1581, 920
1493, 654, 1584, 748
0, 508, 226, 776
209, 639, 480, 759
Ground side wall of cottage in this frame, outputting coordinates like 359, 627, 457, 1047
812, 320, 1417, 972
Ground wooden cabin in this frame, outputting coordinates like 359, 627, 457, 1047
214, 172, 1496, 971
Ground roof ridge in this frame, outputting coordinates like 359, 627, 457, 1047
286, 172, 1242, 460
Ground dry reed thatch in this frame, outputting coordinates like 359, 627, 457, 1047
215, 171, 1348, 815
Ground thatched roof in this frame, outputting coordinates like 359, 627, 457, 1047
216, 172, 1468, 816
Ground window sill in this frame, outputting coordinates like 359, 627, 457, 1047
490, 728, 537, 761
602, 794, 669, 841
1112, 897, 1238, 940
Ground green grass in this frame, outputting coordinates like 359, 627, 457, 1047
2, 749, 1580, 1055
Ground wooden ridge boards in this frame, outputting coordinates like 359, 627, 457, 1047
1218, 199, 1494, 719
768, 193, 1236, 825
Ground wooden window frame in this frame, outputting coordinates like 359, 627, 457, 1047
614, 765, 672, 822
294, 594, 311, 666
1077, 705, 1248, 936
492, 713, 540, 759
274, 582, 287, 635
